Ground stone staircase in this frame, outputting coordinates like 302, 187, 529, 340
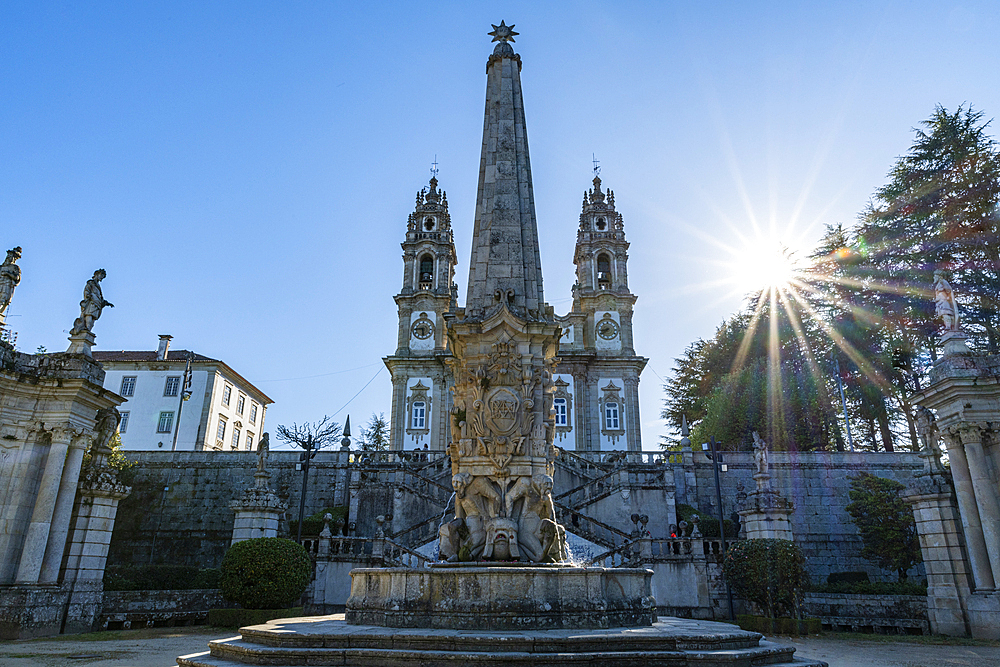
177, 614, 827, 667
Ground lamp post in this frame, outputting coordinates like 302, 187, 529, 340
170, 352, 193, 451
703, 435, 735, 621
296, 434, 317, 544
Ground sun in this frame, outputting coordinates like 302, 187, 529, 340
730, 239, 799, 293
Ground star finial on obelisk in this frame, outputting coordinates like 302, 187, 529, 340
488, 20, 518, 43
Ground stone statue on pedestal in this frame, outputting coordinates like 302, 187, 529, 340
93, 406, 121, 452
256, 433, 270, 473
752, 431, 770, 488
0, 246, 22, 324
71, 269, 114, 335
934, 269, 960, 332
914, 406, 944, 474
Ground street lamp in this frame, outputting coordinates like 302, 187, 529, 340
702, 435, 735, 621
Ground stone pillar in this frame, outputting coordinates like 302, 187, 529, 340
39, 433, 90, 583
15, 426, 73, 583
61, 448, 131, 634
956, 423, 1000, 581
902, 473, 971, 637
941, 432, 994, 589
230, 471, 287, 544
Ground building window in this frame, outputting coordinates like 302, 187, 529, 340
120, 376, 136, 397
164, 376, 181, 397
250, 402, 258, 424
119, 411, 130, 434
553, 398, 568, 427
237, 394, 246, 415
232, 427, 241, 450
217, 417, 227, 442
157, 411, 174, 433
411, 401, 426, 429
222, 384, 232, 407
604, 402, 620, 431
246, 432, 254, 449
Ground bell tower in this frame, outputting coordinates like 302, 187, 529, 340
383, 176, 458, 450
554, 174, 647, 452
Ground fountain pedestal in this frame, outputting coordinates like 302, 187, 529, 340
346, 565, 656, 630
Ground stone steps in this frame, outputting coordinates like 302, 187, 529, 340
175, 615, 827, 667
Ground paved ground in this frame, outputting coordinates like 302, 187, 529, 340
2, 627, 999, 666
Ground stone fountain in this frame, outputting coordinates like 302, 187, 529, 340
178, 22, 824, 667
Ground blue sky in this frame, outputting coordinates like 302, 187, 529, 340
4, 2, 999, 449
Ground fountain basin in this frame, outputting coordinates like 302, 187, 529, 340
345, 565, 656, 630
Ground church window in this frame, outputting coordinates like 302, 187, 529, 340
164, 376, 180, 397
419, 255, 434, 288
157, 411, 174, 433
595, 216, 606, 231
222, 384, 232, 406
604, 402, 620, 430
217, 416, 227, 441
250, 402, 258, 424
411, 401, 426, 429
237, 394, 246, 415
232, 427, 241, 450
597, 254, 611, 288
554, 398, 568, 427
120, 376, 136, 397
119, 411, 130, 434
246, 431, 255, 449
424, 216, 436, 231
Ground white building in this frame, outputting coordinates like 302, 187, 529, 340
93, 335, 272, 451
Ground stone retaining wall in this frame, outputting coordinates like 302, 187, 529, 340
802, 592, 928, 634
689, 451, 925, 582
100, 589, 231, 630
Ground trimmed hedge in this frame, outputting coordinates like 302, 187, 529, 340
808, 580, 927, 596
737, 614, 821, 635
220, 538, 312, 610
104, 565, 220, 591
723, 538, 807, 618
208, 607, 304, 629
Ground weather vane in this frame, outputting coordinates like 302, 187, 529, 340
488, 20, 518, 43
592, 153, 601, 178
430, 155, 439, 180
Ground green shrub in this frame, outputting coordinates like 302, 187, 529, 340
826, 571, 869, 585
288, 505, 348, 537
737, 614, 821, 635
808, 580, 927, 596
208, 607, 304, 629
220, 538, 312, 610
845, 473, 922, 582
103, 565, 221, 591
723, 538, 807, 618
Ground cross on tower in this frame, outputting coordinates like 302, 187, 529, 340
430, 156, 439, 179
592, 154, 601, 178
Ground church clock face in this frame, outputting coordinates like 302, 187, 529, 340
597, 318, 620, 340
411, 319, 434, 340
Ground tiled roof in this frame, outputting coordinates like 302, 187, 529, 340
92, 350, 218, 363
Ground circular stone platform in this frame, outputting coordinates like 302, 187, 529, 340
345, 565, 656, 630
177, 614, 828, 667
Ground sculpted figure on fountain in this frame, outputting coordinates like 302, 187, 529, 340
438, 302, 568, 563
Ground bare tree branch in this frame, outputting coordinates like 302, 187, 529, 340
275, 416, 342, 451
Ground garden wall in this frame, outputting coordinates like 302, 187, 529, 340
688, 451, 925, 582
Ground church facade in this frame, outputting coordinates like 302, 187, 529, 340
382, 39, 646, 453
